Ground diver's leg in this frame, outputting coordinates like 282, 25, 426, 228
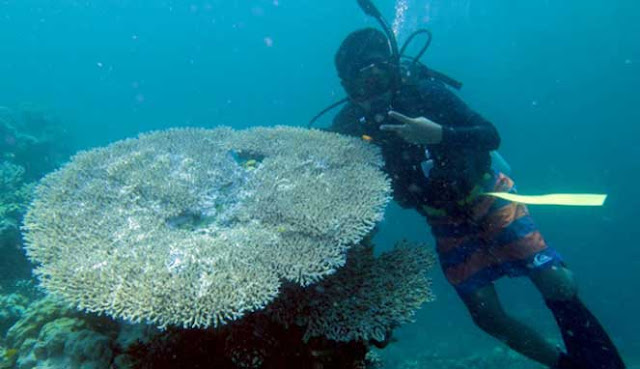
460, 283, 560, 367
530, 265, 625, 369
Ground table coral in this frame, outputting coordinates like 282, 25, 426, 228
22, 127, 391, 329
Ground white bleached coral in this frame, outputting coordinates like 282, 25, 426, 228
22, 126, 391, 329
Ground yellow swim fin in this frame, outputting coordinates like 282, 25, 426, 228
484, 192, 607, 206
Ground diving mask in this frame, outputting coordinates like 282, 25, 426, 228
342, 60, 395, 103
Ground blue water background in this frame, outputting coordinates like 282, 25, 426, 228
1, 0, 639, 362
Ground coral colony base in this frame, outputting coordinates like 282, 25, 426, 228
1, 240, 434, 369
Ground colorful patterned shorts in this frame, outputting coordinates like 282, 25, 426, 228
425, 171, 563, 296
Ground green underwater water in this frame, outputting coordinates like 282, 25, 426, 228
1, 0, 639, 368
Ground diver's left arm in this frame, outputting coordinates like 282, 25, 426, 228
440, 113, 501, 150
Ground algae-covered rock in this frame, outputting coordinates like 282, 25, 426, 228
5, 295, 119, 369
15, 317, 113, 369
5, 296, 74, 349
0, 293, 30, 336
0, 345, 20, 368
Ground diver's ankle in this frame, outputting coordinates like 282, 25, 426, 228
555, 352, 579, 369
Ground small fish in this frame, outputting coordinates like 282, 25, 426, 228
361, 134, 373, 142
4, 348, 18, 360
243, 159, 257, 168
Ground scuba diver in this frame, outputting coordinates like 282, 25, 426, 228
312, 1, 626, 368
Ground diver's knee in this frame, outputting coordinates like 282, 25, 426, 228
470, 309, 510, 335
550, 267, 578, 301
534, 266, 578, 301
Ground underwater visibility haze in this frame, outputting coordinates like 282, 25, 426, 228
1, 0, 639, 368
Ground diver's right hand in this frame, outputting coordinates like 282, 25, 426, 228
380, 111, 443, 145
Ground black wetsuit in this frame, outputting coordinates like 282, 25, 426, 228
332, 74, 627, 369
330, 77, 500, 214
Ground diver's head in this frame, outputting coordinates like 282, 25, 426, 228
335, 28, 395, 111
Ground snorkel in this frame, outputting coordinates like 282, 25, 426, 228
309, 0, 461, 127
356, 0, 402, 94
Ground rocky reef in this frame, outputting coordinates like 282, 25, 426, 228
1, 105, 74, 287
